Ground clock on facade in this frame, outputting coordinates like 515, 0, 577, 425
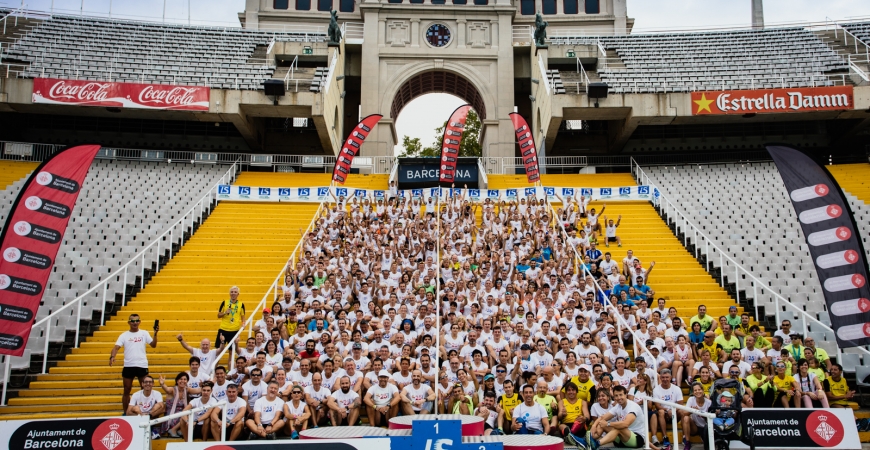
426, 24, 451, 47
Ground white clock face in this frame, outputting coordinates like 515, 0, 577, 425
426, 24, 451, 47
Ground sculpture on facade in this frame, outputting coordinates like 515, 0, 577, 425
534, 11, 548, 47
328, 10, 342, 44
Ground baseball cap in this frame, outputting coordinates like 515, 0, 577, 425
578, 364, 591, 372
379, 370, 391, 378
650, 345, 662, 352
352, 342, 362, 349
263, 308, 271, 313
520, 344, 532, 351
483, 374, 494, 381
634, 356, 645, 363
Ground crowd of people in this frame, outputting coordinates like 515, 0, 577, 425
113, 191, 860, 450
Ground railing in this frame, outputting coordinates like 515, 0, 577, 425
537, 54, 550, 96
545, 198, 657, 366
638, 395, 715, 450
210, 199, 328, 376
0, 140, 349, 171
512, 24, 532, 45
388, 158, 399, 184
477, 157, 488, 188
322, 50, 338, 94
484, 156, 589, 174
283, 54, 299, 90
341, 21, 364, 44
0, 160, 240, 405
596, 40, 608, 70
139, 401, 228, 445
831, 22, 870, 59
576, 57, 590, 94
630, 158, 870, 361
848, 54, 869, 82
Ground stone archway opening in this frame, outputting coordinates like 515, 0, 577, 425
390, 71, 487, 120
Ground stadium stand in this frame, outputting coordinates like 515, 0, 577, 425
0, 174, 317, 420
0, 14, 325, 89
842, 22, 870, 45
641, 164, 847, 348
492, 174, 741, 318
24, 160, 227, 356
553, 27, 849, 93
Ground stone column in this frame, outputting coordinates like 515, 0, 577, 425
457, 19, 467, 49
411, 18, 421, 47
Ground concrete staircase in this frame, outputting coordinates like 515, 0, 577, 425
813, 29, 869, 86
0, 173, 320, 421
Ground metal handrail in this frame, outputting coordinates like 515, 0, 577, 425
630, 158, 870, 360
638, 394, 715, 450
209, 199, 328, 376
283, 54, 299, 89
848, 54, 869, 82
139, 400, 227, 444
576, 57, 590, 94
0, 160, 240, 405
545, 199, 658, 366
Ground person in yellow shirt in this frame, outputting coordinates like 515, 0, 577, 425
497, 380, 522, 434
559, 381, 590, 443
217, 286, 245, 346
569, 365, 596, 403
771, 362, 800, 408
825, 363, 857, 408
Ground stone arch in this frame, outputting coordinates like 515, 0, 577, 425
381, 61, 496, 121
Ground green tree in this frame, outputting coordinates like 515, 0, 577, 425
398, 109, 482, 158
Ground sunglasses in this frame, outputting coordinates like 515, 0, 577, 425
129, 320, 140, 323
292, 391, 303, 394
496, 370, 506, 373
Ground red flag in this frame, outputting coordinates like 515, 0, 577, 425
332, 114, 383, 185
509, 112, 540, 183
439, 105, 472, 184
0, 144, 100, 356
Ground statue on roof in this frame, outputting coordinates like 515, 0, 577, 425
534, 11, 548, 47
328, 10, 342, 44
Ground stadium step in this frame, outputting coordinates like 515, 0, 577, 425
0, 160, 39, 190
0, 192, 317, 420
828, 163, 870, 204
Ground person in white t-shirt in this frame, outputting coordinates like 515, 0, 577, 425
246, 381, 286, 440
326, 376, 361, 426
681, 382, 711, 450
283, 385, 312, 439
364, 370, 400, 427
304, 372, 332, 427
650, 369, 683, 447
181, 381, 216, 441
242, 369, 269, 414
110, 314, 158, 415
209, 383, 246, 442
590, 385, 647, 449
400, 370, 435, 415
128, 375, 164, 440
511, 384, 550, 435
176, 333, 226, 374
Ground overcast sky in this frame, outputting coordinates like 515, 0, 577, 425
6, 0, 870, 153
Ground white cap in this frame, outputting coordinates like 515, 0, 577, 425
379, 370, 391, 378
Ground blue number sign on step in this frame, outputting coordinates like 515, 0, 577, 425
375, 420, 502, 450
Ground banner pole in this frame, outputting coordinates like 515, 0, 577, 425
1, 356, 9, 406
435, 185, 441, 412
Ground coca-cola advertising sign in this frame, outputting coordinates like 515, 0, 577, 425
32, 78, 209, 111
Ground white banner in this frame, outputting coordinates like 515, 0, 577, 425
217, 185, 656, 203
0, 416, 146, 450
